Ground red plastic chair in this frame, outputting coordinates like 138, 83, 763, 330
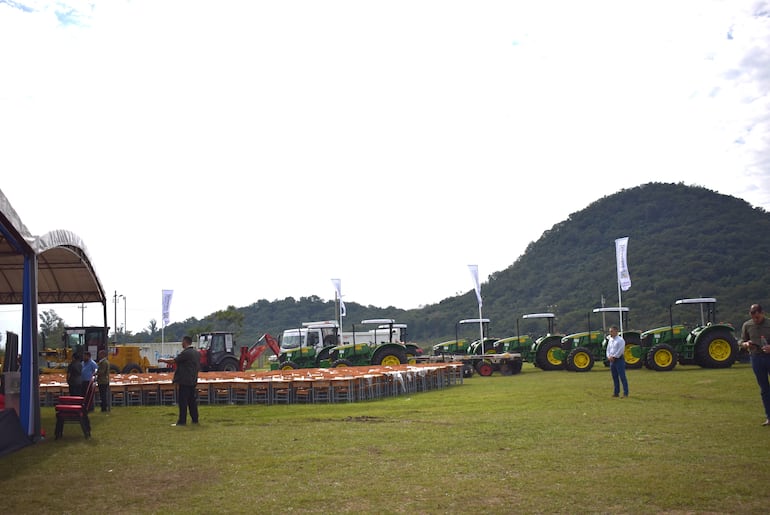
55, 379, 96, 439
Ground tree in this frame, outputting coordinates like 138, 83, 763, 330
147, 319, 158, 335
213, 305, 244, 333
39, 309, 65, 349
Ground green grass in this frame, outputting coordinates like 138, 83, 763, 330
2, 363, 769, 514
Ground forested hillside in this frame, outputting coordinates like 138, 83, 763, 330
148, 182, 770, 348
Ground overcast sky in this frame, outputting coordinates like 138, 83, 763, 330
1, 0, 768, 337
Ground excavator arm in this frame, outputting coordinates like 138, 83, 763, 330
239, 333, 281, 371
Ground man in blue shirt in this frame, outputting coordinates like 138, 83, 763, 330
82, 351, 99, 412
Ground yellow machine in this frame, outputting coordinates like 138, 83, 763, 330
39, 326, 150, 374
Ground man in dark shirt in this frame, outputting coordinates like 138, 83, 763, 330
740, 304, 770, 426
161, 335, 200, 426
66, 353, 83, 396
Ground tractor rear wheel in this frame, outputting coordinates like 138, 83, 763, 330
536, 340, 565, 371
331, 359, 353, 368
566, 347, 594, 372
122, 363, 143, 374
623, 334, 644, 369
476, 360, 494, 376
695, 329, 738, 368
109, 364, 121, 374
372, 347, 407, 366
647, 343, 676, 371
219, 358, 239, 372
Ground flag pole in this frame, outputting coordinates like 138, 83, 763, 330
617, 274, 624, 334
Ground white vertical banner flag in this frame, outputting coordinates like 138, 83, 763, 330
615, 237, 631, 292
331, 278, 346, 317
162, 289, 173, 327
468, 264, 483, 307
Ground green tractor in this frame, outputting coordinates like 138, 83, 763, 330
432, 319, 517, 377
641, 297, 738, 371
370, 321, 424, 363
431, 319, 495, 356
271, 320, 340, 370
329, 319, 409, 367
561, 307, 643, 372
494, 313, 566, 370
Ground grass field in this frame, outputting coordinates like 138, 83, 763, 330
1, 363, 769, 514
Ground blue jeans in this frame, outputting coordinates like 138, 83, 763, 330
750, 354, 770, 419
610, 358, 628, 396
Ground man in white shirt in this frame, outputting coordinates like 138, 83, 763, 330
606, 326, 629, 398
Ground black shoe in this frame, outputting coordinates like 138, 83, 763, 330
612, 394, 619, 398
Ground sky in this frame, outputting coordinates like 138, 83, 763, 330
0, 0, 768, 338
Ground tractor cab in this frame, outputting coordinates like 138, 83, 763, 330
198, 331, 240, 372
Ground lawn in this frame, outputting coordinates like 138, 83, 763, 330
1, 363, 768, 514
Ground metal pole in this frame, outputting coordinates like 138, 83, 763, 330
113, 291, 117, 342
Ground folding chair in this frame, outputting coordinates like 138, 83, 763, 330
250, 382, 270, 404
230, 383, 250, 404
55, 379, 96, 439
159, 383, 177, 405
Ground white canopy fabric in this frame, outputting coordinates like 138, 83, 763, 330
0, 189, 105, 306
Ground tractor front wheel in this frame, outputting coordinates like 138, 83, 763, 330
331, 359, 353, 368
566, 347, 594, 372
122, 363, 143, 374
647, 344, 676, 371
279, 361, 299, 370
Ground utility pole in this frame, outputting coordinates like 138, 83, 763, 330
113, 290, 119, 343
78, 303, 87, 325
120, 295, 127, 342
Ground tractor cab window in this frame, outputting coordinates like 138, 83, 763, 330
307, 331, 319, 348
280, 331, 301, 352
210, 334, 226, 354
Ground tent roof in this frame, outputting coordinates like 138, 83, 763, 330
0, 189, 105, 306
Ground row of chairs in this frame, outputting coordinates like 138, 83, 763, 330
42, 364, 465, 408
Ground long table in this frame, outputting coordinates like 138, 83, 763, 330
39, 363, 464, 406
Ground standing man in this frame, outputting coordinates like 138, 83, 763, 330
606, 325, 629, 398
66, 353, 83, 396
96, 350, 110, 412
81, 351, 98, 411
160, 335, 200, 426
740, 304, 770, 426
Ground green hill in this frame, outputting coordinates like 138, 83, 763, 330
150, 182, 770, 347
